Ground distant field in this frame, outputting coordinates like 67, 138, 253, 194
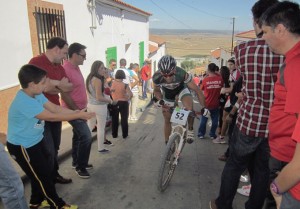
156, 33, 233, 58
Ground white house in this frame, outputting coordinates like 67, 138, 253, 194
0, 0, 151, 132
209, 48, 232, 68
148, 34, 166, 72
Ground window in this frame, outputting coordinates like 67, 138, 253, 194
34, 7, 67, 54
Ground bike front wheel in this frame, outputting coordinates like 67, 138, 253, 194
157, 132, 181, 192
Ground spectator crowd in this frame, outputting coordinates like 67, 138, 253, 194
1, 0, 300, 209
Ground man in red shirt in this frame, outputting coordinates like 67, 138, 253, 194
198, 63, 223, 139
260, 2, 300, 208
140, 59, 151, 99
29, 37, 73, 184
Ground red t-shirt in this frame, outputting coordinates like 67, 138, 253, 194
29, 54, 67, 105
141, 65, 151, 81
201, 74, 223, 109
268, 72, 297, 162
290, 119, 300, 200
269, 41, 300, 200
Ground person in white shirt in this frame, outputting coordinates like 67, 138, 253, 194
128, 63, 140, 120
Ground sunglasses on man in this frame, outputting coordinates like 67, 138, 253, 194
161, 71, 175, 78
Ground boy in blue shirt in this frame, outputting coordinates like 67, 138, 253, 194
7, 64, 94, 209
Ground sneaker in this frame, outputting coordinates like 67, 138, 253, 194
98, 149, 110, 153
85, 164, 93, 170
72, 164, 93, 170
198, 135, 204, 139
61, 204, 78, 209
209, 199, 218, 209
40, 200, 50, 208
240, 174, 249, 183
104, 139, 114, 146
75, 168, 90, 179
55, 175, 72, 184
131, 117, 138, 121
237, 184, 251, 197
186, 130, 194, 144
29, 200, 50, 209
212, 136, 226, 144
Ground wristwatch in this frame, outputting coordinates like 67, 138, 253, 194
270, 180, 281, 195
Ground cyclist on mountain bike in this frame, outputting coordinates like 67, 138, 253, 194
152, 55, 206, 144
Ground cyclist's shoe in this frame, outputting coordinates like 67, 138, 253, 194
186, 130, 194, 144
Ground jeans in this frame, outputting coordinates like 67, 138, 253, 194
0, 143, 29, 209
198, 108, 219, 138
69, 119, 92, 170
111, 101, 129, 138
224, 113, 237, 158
142, 80, 148, 98
216, 126, 270, 209
43, 121, 61, 179
280, 192, 300, 209
7, 141, 65, 209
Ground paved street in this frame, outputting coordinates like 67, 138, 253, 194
1, 101, 247, 209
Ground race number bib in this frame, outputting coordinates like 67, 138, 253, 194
170, 108, 190, 125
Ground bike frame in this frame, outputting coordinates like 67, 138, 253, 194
169, 116, 189, 165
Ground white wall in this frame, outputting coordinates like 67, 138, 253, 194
210, 49, 232, 68
46, 0, 149, 78
0, 0, 33, 90
0, 0, 150, 90
149, 44, 166, 73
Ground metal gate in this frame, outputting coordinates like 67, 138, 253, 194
34, 7, 67, 54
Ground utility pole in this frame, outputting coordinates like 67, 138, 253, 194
231, 17, 235, 56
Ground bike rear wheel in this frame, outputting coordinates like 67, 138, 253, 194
157, 133, 181, 192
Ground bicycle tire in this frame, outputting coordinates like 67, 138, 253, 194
157, 132, 181, 192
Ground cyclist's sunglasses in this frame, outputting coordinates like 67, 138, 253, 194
161, 71, 175, 78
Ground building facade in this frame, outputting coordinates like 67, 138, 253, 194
0, 0, 151, 132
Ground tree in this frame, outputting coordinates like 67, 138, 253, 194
181, 60, 195, 71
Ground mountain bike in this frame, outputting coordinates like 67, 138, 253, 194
157, 105, 197, 192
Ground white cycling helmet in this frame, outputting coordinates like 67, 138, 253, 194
158, 55, 177, 74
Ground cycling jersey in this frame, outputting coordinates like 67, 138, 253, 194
152, 67, 191, 101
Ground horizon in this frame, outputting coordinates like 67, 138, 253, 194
125, 0, 300, 32
149, 28, 239, 35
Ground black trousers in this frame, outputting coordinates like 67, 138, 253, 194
43, 121, 62, 180
111, 101, 129, 138
7, 141, 65, 209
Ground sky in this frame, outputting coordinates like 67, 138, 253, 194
124, 0, 300, 32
